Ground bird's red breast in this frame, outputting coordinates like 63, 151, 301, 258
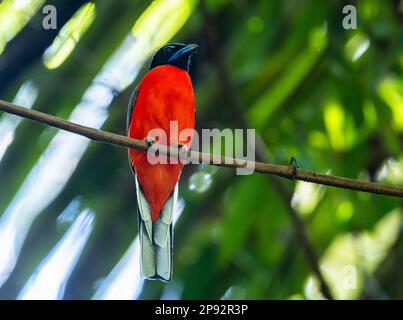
128, 65, 195, 221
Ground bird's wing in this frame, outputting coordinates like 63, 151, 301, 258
135, 175, 156, 278
127, 87, 138, 180
153, 183, 177, 281
154, 182, 177, 247
135, 176, 153, 239
126, 87, 138, 134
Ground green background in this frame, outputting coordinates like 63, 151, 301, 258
0, 0, 402, 299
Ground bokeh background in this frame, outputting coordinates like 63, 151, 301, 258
0, 0, 402, 300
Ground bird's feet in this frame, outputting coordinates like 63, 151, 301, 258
179, 143, 191, 155
289, 156, 299, 180
178, 144, 192, 163
145, 136, 156, 147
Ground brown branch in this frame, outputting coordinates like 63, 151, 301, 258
0, 100, 402, 198
0, 99, 402, 198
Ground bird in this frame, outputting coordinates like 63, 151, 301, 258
127, 43, 197, 281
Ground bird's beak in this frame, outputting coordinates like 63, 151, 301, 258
168, 44, 198, 63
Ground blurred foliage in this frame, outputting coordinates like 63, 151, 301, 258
0, 0, 402, 300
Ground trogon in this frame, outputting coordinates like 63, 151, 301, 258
127, 43, 197, 281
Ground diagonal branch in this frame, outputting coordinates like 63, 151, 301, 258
0, 100, 402, 198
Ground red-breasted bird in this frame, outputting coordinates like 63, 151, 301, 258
127, 43, 197, 281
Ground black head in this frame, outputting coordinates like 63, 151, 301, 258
150, 43, 198, 73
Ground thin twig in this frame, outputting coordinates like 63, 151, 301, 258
0, 100, 402, 198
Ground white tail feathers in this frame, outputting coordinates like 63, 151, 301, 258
136, 177, 177, 281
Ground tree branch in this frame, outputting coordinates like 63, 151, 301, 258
0, 99, 402, 198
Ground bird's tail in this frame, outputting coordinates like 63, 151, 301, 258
139, 218, 173, 281
136, 177, 176, 281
